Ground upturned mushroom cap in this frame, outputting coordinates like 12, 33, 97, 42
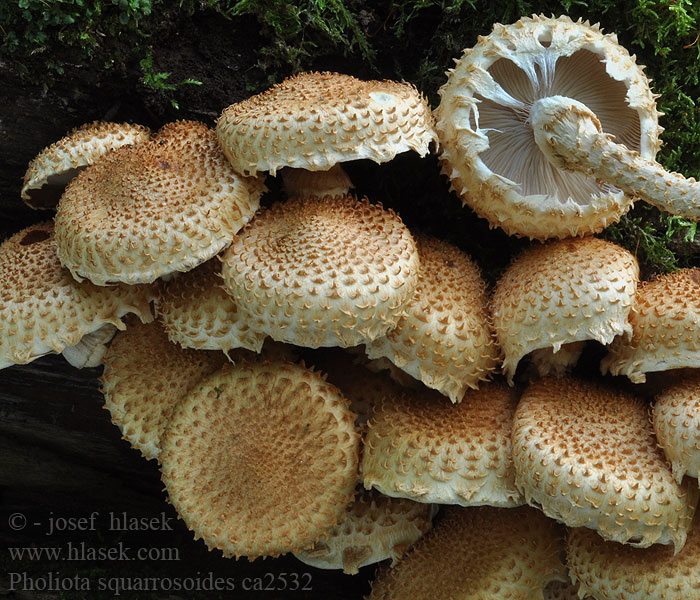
54, 120, 265, 285
512, 377, 699, 551
367, 505, 567, 600
567, 513, 700, 600
21, 121, 152, 209
362, 380, 524, 507
653, 372, 700, 485
156, 258, 266, 353
491, 236, 639, 383
0, 222, 155, 370
365, 233, 500, 402
160, 359, 360, 559
216, 71, 437, 176
220, 195, 420, 348
435, 15, 660, 240
101, 318, 227, 461
293, 489, 436, 575
601, 268, 700, 383
281, 164, 353, 198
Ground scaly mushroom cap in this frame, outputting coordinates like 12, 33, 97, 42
0, 222, 155, 370
294, 489, 436, 575
281, 164, 353, 198
216, 71, 437, 176
567, 514, 700, 600
365, 233, 500, 402
435, 14, 660, 240
156, 258, 266, 353
601, 268, 700, 383
101, 318, 226, 461
160, 359, 360, 559
512, 377, 699, 551
21, 121, 152, 209
54, 120, 265, 285
491, 237, 639, 383
367, 505, 567, 600
220, 195, 420, 348
362, 381, 524, 507
653, 372, 700, 485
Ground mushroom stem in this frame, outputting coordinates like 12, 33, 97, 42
531, 95, 700, 221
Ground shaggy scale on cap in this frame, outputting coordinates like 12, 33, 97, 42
220, 195, 420, 348
160, 359, 360, 559
367, 505, 567, 599
491, 237, 639, 383
156, 258, 266, 353
653, 372, 700, 486
365, 233, 500, 402
512, 377, 699, 551
362, 381, 524, 507
435, 15, 660, 240
21, 121, 152, 209
602, 268, 700, 383
0, 222, 154, 370
567, 514, 700, 600
101, 318, 227, 461
294, 489, 435, 574
54, 120, 264, 286
216, 71, 436, 176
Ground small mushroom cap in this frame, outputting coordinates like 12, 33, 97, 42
0, 222, 155, 370
491, 237, 639, 383
362, 380, 524, 507
281, 164, 353, 198
512, 377, 699, 551
21, 121, 152, 209
293, 489, 436, 575
435, 14, 660, 240
101, 318, 227, 461
216, 72, 437, 176
567, 513, 700, 600
653, 372, 700, 484
367, 505, 567, 600
220, 195, 420, 348
601, 268, 700, 383
365, 233, 501, 402
54, 120, 265, 286
156, 258, 266, 353
159, 359, 360, 559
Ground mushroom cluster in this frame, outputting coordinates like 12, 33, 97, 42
5, 13, 700, 599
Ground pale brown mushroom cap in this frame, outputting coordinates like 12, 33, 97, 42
567, 514, 700, 600
362, 380, 524, 507
435, 14, 660, 240
54, 120, 265, 286
21, 121, 152, 209
294, 489, 435, 575
160, 359, 360, 559
281, 164, 353, 198
512, 377, 699, 551
156, 258, 266, 353
101, 318, 227, 461
216, 71, 437, 176
367, 505, 567, 599
0, 222, 155, 370
365, 233, 500, 402
220, 195, 420, 348
653, 372, 700, 485
491, 237, 639, 383
601, 268, 700, 383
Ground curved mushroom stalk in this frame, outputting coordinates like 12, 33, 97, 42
531, 95, 700, 221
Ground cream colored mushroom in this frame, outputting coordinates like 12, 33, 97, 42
280, 164, 354, 198
435, 15, 660, 239
54, 120, 265, 286
512, 376, 699, 551
491, 236, 638, 383
0, 222, 155, 370
21, 121, 151, 209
